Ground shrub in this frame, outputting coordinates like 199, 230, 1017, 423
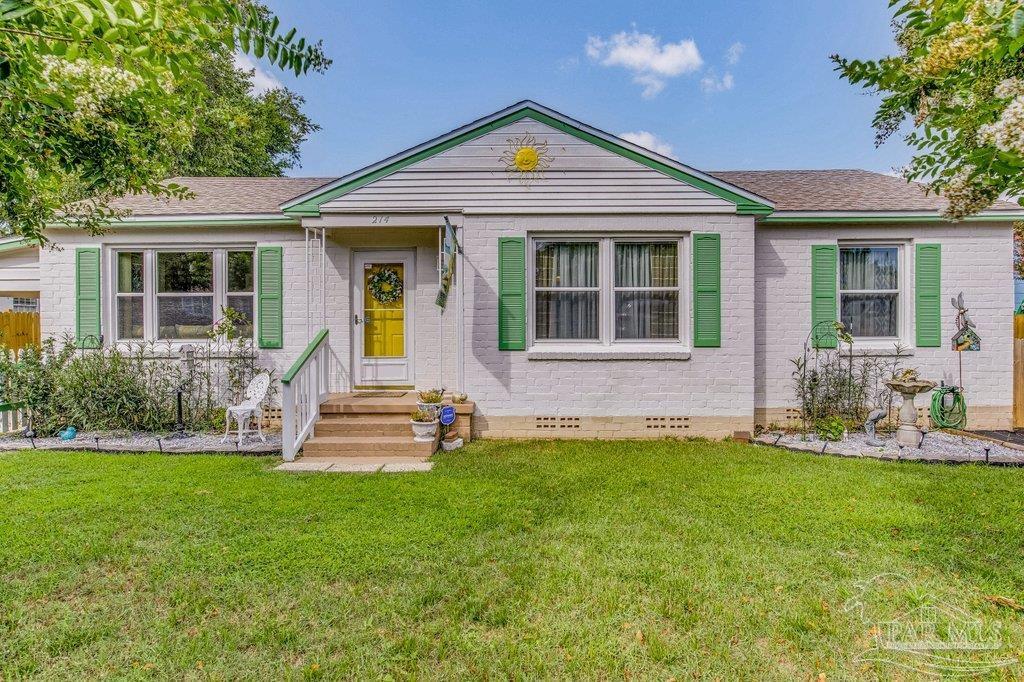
0, 333, 273, 435
814, 416, 846, 442
410, 409, 436, 423
791, 330, 910, 431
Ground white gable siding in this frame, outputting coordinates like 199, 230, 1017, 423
0, 247, 40, 295
319, 119, 735, 214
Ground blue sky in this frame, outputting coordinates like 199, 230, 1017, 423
260, 1, 906, 178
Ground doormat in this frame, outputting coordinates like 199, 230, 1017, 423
353, 391, 408, 398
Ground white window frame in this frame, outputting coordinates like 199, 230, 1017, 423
528, 234, 690, 351
107, 246, 256, 345
837, 241, 905, 344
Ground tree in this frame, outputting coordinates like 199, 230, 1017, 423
171, 50, 318, 176
0, 1, 330, 244
833, 0, 1024, 219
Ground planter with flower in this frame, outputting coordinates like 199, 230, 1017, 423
416, 388, 444, 419
410, 409, 439, 442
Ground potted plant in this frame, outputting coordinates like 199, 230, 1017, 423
410, 409, 439, 443
416, 388, 444, 418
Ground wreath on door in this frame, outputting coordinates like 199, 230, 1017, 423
367, 267, 403, 304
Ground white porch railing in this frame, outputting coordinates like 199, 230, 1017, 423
281, 329, 330, 461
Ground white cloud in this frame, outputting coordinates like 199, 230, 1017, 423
726, 41, 744, 65
619, 130, 675, 158
700, 70, 734, 93
233, 51, 283, 94
585, 29, 702, 99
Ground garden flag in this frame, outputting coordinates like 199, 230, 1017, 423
435, 217, 458, 310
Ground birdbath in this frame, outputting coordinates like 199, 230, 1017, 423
884, 378, 937, 447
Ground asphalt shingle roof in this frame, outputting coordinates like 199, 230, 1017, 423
106, 176, 337, 216
710, 169, 1019, 213
103, 170, 1019, 217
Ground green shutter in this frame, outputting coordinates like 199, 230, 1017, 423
498, 237, 526, 350
915, 243, 942, 347
811, 245, 838, 349
75, 247, 101, 348
692, 233, 721, 347
257, 246, 283, 349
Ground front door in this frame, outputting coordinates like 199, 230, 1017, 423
354, 251, 414, 387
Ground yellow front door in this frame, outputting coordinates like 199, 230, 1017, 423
363, 263, 405, 358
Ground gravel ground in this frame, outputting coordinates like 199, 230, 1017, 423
756, 430, 1024, 465
0, 430, 281, 455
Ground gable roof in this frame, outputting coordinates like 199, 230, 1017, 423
280, 100, 775, 217
711, 169, 1022, 220
106, 176, 335, 217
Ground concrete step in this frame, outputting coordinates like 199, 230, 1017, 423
302, 435, 437, 458
318, 412, 411, 423
314, 418, 410, 437
320, 400, 419, 415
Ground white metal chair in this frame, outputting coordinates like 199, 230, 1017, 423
222, 372, 271, 445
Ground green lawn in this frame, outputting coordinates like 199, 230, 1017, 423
2, 440, 1024, 679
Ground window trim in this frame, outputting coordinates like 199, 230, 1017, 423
527, 233, 690, 352
107, 246, 256, 345
836, 241, 906, 345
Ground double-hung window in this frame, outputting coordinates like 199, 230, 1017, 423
112, 248, 255, 342
532, 237, 685, 346
839, 245, 900, 339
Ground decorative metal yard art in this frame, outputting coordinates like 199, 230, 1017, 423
929, 292, 975, 429
795, 320, 911, 441
796, 320, 854, 431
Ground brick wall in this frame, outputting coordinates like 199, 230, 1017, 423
754, 223, 1014, 429
460, 213, 757, 436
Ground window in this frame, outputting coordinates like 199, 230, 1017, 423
532, 237, 685, 347
226, 251, 255, 338
839, 245, 900, 338
614, 242, 679, 340
535, 242, 599, 340
111, 248, 255, 342
12, 297, 37, 313
116, 252, 144, 339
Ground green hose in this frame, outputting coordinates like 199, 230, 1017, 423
930, 385, 967, 429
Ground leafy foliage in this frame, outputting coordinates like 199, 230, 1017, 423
0, 332, 272, 434
792, 335, 911, 430
0, 0, 330, 244
813, 416, 846, 442
417, 388, 444, 404
170, 48, 319, 176
832, 0, 1024, 218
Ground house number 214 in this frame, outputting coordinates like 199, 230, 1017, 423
371, 215, 390, 224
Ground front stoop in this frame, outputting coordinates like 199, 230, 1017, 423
301, 394, 441, 458
276, 457, 433, 473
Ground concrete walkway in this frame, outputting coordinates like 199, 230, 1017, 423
275, 456, 433, 473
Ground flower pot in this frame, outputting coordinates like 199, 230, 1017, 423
410, 419, 439, 443
416, 402, 441, 419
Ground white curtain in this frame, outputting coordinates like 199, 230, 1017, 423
535, 243, 598, 340
615, 243, 678, 340
840, 247, 898, 337
840, 247, 897, 290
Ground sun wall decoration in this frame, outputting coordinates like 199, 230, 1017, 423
500, 135, 552, 186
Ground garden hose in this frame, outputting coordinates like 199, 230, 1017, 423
930, 385, 967, 429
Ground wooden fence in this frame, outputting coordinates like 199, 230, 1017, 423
0, 311, 40, 353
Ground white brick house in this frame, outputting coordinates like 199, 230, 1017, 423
37, 101, 1022, 453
